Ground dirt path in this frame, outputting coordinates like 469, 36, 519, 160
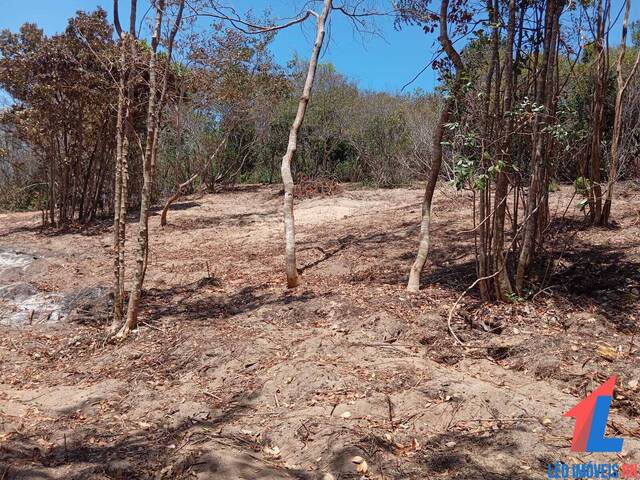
1, 184, 639, 479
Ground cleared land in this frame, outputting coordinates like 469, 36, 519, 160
1, 184, 639, 479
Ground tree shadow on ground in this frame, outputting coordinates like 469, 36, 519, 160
149, 201, 200, 214
329, 221, 478, 294
549, 241, 640, 332
418, 427, 544, 479
327, 426, 543, 479
0, 392, 312, 480
167, 209, 279, 231
298, 234, 358, 273
141, 279, 315, 326
294, 217, 481, 299
0, 201, 205, 239
0, 220, 114, 239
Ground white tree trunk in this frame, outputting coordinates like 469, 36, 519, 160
407, 103, 450, 292
603, 0, 640, 223
281, 0, 332, 288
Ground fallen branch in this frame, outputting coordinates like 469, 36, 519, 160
446, 196, 546, 346
160, 134, 228, 227
160, 173, 198, 227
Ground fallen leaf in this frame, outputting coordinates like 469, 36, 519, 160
351, 456, 368, 474
394, 438, 421, 456
597, 346, 618, 362
263, 445, 281, 458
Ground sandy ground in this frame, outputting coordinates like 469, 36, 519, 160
0, 183, 639, 479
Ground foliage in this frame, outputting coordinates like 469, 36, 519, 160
0, 10, 118, 222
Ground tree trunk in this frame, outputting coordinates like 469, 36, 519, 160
111, 44, 125, 331
589, 0, 609, 225
110, 0, 137, 334
119, 1, 165, 338
120, 0, 185, 337
281, 0, 332, 289
111, 30, 132, 333
48, 154, 56, 227
515, 0, 562, 294
407, 0, 464, 292
491, 0, 517, 301
407, 100, 452, 291
142, 0, 185, 286
160, 174, 198, 226
602, 0, 640, 223
161, 132, 225, 227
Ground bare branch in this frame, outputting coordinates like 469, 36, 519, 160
185, 0, 316, 34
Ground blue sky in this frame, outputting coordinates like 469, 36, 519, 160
1, 0, 637, 95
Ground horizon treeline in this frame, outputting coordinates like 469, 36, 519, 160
0, 9, 439, 218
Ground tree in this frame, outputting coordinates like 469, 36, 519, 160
111, 0, 138, 333
399, 0, 595, 299
280, 0, 333, 288
602, 0, 640, 223
115, 0, 186, 338
405, 0, 466, 292
0, 10, 117, 226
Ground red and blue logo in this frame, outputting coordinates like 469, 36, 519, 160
547, 376, 638, 479
564, 375, 623, 453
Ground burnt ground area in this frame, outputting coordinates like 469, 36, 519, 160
0, 183, 639, 479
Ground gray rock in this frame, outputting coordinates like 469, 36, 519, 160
0, 282, 38, 301
61, 286, 112, 323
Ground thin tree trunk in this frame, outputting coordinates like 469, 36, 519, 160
589, 0, 609, 225
515, 0, 561, 294
281, 0, 332, 289
141, 0, 185, 287
161, 117, 226, 228
111, 35, 127, 332
602, 0, 640, 223
407, 100, 452, 292
110, 0, 137, 334
89, 147, 108, 222
475, 0, 501, 301
120, 0, 184, 337
407, 0, 464, 292
48, 152, 56, 227
116, 122, 130, 322
160, 174, 198, 226
492, 0, 517, 301
119, 0, 165, 338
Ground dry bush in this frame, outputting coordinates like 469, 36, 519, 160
294, 174, 343, 199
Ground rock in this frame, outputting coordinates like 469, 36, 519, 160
0, 248, 34, 279
0, 289, 64, 326
61, 286, 112, 323
0, 282, 38, 301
